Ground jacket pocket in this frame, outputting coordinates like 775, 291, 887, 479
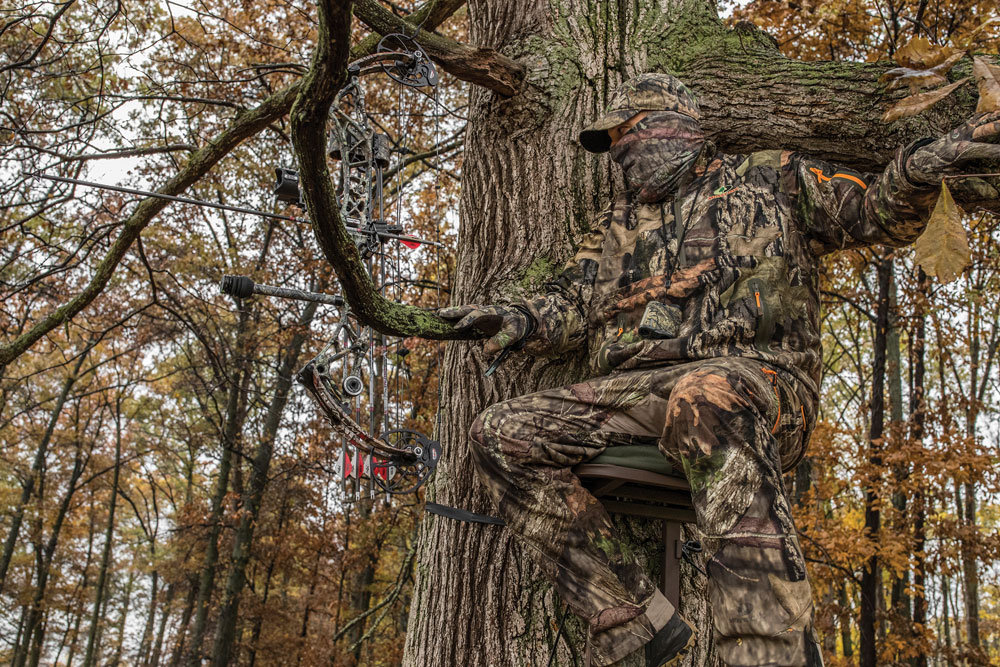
746, 278, 774, 352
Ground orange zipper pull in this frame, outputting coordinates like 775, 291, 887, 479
761, 367, 780, 433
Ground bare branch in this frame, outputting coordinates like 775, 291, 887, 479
353, 0, 525, 97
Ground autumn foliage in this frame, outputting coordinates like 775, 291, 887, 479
1, 1, 999, 666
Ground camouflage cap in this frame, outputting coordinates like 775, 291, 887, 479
579, 73, 701, 153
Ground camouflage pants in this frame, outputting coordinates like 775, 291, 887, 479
469, 357, 821, 666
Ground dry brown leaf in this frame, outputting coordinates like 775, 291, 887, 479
882, 51, 965, 93
894, 37, 961, 69
914, 182, 970, 283
881, 68, 948, 93
972, 56, 1000, 112
882, 52, 966, 93
883, 79, 967, 121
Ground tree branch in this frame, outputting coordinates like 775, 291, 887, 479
0, 84, 301, 373
351, 0, 467, 56
353, 0, 525, 97
290, 0, 465, 340
1, 0, 468, 370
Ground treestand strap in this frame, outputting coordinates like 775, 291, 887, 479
425, 502, 505, 525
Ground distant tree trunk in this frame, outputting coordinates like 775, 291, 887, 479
110, 569, 137, 666
186, 304, 252, 665
247, 492, 290, 667
210, 300, 319, 667
66, 490, 98, 667
297, 530, 327, 665
942, 576, 952, 655
21, 435, 87, 667
910, 267, 928, 667
83, 398, 125, 667
886, 264, 911, 643
149, 583, 176, 667
959, 296, 982, 655
138, 571, 160, 665
0, 349, 88, 591
349, 555, 376, 663
839, 582, 854, 658
860, 254, 891, 667
169, 582, 198, 667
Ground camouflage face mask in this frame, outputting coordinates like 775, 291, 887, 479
609, 111, 704, 203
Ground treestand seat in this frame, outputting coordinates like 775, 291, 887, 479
573, 446, 695, 607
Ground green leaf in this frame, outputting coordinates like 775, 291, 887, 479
914, 181, 970, 284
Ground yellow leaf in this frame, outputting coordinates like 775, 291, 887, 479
882, 79, 967, 122
972, 56, 1000, 113
914, 182, 970, 284
894, 37, 961, 69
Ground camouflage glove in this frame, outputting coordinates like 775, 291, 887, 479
905, 111, 1000, 185
437, 304, 537, 356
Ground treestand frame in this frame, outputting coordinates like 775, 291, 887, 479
573, 457, 695, 608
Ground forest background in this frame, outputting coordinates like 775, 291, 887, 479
1, 0, 999, 666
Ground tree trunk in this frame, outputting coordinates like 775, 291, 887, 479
0, 348, 88, 591
186, 304, 253, 665
209, 300, 319, 666
110, 569, 137, 666
150, 583, 176, 667
138, 571, 160, 666
169, 581, 198, 667
392, 0, 991, 663
886, 263, 911, 647
82, 399, 125, 667
247, 491, 290, 667
19, 435, 87, 667
839, 582, 853, 658
402, 2, 725, 664
910, 267, 928, 667
860, 255, 891, 667
959, 290, 982, 656
942, 576, 952, 656
66, 490, 98, 667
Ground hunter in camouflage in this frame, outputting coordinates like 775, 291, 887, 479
440, 73, 1000, 667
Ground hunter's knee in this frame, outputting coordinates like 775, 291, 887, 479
469, 403, 503, 462
663, 368, 739, 458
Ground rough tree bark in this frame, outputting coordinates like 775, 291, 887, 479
387, 0, 996, 665
282, 0, 1000, 664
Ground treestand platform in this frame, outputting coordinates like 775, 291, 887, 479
574, 446, 694, 608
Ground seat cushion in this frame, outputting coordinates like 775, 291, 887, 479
587, 445, 675, 477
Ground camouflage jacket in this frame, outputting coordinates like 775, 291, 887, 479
519, 143, 937, 402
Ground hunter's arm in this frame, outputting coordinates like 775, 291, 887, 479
517, 206, 613, 356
